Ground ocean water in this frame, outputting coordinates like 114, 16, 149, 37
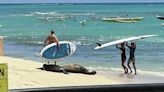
0, 3, 164, 76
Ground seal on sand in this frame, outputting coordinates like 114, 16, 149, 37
42, 64, 68, 74
62, 64, 96, 75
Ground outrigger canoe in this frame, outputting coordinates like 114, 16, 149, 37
102, 17, 144, 23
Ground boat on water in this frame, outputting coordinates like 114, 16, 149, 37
102, 16, 144, 23
156, 15, 164, 20
38, 17, 66, 22
38, 16, 72, 22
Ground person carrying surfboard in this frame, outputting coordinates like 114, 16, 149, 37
126, 42, 137, 75
116, 42, 128, 74
44, 30, 60, 51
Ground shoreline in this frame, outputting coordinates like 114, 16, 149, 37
97, 70, 164, 84
0, 56, 164, 89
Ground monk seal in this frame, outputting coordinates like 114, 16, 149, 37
41, 64, 96, 75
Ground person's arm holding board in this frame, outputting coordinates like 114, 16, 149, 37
126, 42, 131, 48
116, 44, 120, 49
126, 41, 136, 48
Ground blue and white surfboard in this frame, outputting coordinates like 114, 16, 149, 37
40, 41, 76, 61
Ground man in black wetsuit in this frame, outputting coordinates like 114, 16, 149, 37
126, 42, 137, 75
116, 42, 128, 74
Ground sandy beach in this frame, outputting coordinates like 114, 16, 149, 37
1, 56, 164, 90
0, 56, 121, 89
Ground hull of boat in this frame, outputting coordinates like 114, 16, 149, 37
102, 17, 144, 22
156, 16, 164, 20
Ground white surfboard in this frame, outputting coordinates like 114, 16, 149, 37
94, 35, 157, 50
40, 41, 76, 61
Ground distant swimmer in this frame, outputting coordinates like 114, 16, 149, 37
116, 42, 128, 74
80, 20, 86, 25
44, 30, 60, 51
126, 42, 137, 75
73, 16, 77, 21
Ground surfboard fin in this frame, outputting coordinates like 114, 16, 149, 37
96, 43, 101, 46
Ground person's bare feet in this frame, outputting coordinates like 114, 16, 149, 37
124, 69, 128, 74
129, 71, 132, 74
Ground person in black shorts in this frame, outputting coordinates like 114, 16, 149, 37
116, 42, 128, 74
126, 42, 137, 75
